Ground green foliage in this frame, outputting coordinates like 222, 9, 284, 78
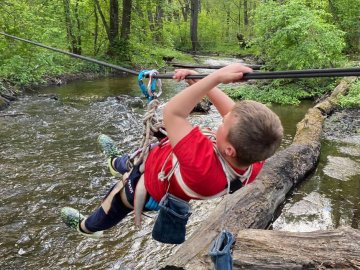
325, 0, 360, 53
253, 0, 346, 70
339, 80, 360, 108
224, 78, 336, 105
0, 0, 358, 93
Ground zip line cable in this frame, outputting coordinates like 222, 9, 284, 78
0, 32, 138, 76
1, 32, 359, 80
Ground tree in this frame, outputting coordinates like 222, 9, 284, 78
94, 0, 120, 55
120, 0, 132, 55
253, 0, 345, 70
63, 0, 82, 54
190, 0, 199, 52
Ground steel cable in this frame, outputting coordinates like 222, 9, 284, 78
1, 32, 359, 80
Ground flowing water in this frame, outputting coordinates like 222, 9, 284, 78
1, 59, 359, 269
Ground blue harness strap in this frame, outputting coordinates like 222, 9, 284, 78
208, 230, 236, 270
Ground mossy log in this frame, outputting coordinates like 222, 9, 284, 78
162, 77, 358, 270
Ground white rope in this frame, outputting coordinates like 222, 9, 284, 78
134, 99, 167, 166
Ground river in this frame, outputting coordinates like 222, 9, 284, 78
1, 58, 359, 269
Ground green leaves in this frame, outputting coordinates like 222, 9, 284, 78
253, 0, 346, 70
340, 79, 360, 108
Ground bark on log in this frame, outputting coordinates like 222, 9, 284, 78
234, 227, 360, 269
163, 77, 358, 270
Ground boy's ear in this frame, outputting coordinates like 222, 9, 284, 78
224, 144, 236, 158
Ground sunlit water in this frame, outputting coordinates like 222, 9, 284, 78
273, 126, 360, 232
1, 59, 358, 269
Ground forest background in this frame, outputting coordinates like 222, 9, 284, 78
0, 0, 359, 106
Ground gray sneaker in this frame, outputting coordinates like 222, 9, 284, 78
61, 207, 103, 239
97, 134, 121, 158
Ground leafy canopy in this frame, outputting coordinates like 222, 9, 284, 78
253, 0, 346, 70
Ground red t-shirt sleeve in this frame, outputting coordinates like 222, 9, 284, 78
172, 127, 227, 196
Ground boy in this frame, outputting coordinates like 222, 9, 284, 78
61, 64, 283, 240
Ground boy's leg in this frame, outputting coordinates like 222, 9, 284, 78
82, 181, 132, 233
61, 181, 132, 237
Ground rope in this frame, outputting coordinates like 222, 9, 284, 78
1, 31, 359, 80
134, 99, 167, 166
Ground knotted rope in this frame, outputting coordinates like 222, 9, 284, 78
134, 99, 167, 166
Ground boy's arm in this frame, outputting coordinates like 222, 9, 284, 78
164, 64, 252, 147
173, 69, 235, 117
207, 87, 235, 117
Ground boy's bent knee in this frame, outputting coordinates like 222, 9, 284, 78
85, 189, 132, 232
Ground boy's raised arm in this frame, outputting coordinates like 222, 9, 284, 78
173, 69, 236, 117
163, 64, 252, 148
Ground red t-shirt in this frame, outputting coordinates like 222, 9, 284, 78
144, 127, 264, 202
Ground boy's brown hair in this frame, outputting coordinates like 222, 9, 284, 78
227, 100, 283, 166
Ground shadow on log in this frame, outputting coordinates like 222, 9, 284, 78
162, 77, 358, 269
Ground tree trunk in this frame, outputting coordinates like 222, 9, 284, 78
243, 0, 248, 26
233, 227, 360, 269
74, 0, 82, 55
109, 0, 119, 50
154, 0, 164, 42
93, 2, 99, 55
120, 0, 131, 42
94, 0, 110, 42
94, 0, 120, 55
63, 0, 81, 54
190, 0, 199, 52
162, 77, 358, 269
119, 0, 132, 59
178, 0, 190, 22
237, 0, 241, 33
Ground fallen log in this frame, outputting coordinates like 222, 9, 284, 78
162, 76, 358, 269
234, 227, 360, 269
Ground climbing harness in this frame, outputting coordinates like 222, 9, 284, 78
157, 129, 253, 200
151, 129, 252, 245
1, 32, 359, 80
138, 70, 162, 101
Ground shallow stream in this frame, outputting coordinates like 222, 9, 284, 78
1, 58, 359, 269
